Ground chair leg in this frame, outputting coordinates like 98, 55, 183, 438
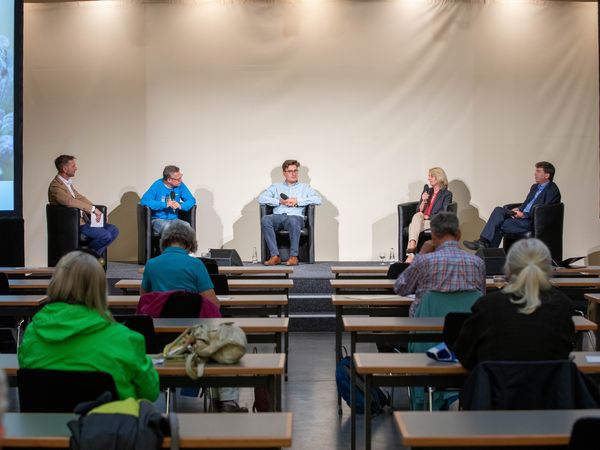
428, 387, 433, 412
165, 388, 171, 415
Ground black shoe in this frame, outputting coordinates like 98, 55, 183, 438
217, 400, 249, 413
463, 239, 486, 251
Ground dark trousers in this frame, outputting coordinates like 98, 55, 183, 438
480, 207, 532, 247
80, 223, 119, 256
261, 214, 304, 257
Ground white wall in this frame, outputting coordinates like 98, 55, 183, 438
23, 0, 600, 264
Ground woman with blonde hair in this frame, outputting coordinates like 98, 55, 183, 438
454, 238, 575, 370
406, 167, 453, 254
18, 250, 159, 401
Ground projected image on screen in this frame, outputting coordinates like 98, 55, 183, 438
0, 0, 14, 211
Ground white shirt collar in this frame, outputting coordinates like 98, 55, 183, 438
58, 175, 73, 186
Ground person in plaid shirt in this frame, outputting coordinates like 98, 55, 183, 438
394, 212, 486, 317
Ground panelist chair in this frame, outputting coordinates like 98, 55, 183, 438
260, 204, 315, 264
17, 368, 118, 412
397, 201, 458, 257
502, 202, 564, 263
46, 204, 108, 268
137, 204, 196, 264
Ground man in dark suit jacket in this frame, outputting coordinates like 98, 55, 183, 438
464, 161, 560, 250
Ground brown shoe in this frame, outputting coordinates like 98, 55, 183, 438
286, 256, 299, 266
263, 255, 281, 266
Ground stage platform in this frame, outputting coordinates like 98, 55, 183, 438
107, 261, 391, 332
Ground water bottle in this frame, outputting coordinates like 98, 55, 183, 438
251, 247, 258, 264
389, 247, 395, 262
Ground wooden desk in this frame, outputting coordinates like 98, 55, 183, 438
394, 410, 600, 448
3, 412, 293, 449
107, 294, 289, 315
0, 353, 285, 412
8, 279, 49, 292
152, 318, 289, 377
330, 265, 389, 279
138, 265, 293, 278
115, 279, 294, 294
0, 267, 55, 277
331, 294, 413, 414
351, 351, 600, 450
330, 279, 395, 295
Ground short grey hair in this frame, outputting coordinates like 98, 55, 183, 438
162, 165, 180, 180
160, 220, 197, 253
430, 212, 459, 238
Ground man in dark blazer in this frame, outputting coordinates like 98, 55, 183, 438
464, 161, 560, 250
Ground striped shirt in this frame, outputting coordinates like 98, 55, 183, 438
394, 240, 486, 317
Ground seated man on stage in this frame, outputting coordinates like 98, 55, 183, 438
258, 159, 321, 266
140, 165, 196, 236
48, 155, 119, 260
394, 212, 486, 317
463, 161, 561, 250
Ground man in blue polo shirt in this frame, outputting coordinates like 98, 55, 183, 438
140, 165, 196, 236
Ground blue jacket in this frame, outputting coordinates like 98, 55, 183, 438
518, 181, 561, 219
140, 179, 196, 220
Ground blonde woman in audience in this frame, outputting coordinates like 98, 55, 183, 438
454, 238, 575, 370
18, 251, 159, 401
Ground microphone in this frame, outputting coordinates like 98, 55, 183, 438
280, 193, 288, 200
169, 191, 176, 211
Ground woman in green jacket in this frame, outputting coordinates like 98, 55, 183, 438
18, 251, 159, 401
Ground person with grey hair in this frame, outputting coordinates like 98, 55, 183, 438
394, 212, 486, 317
141, 222, 247, 412
140, 165, 196, 236
454, 238, 575, 370
141, 221, 218, 305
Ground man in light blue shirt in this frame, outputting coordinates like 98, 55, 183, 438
258, 159, 321, 266
140, 165, 196, 236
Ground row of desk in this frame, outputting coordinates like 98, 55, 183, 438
354, 351, 600, 450
3, 412, 293, 449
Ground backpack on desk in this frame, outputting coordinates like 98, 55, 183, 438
68, 392, 177, 450
163, 322, 247, 379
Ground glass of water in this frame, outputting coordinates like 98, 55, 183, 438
493, 275, 505, 289
379, 252, 386, 265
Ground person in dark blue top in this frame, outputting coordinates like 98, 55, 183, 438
464, 161, 561, 250
140, 165, 196, 236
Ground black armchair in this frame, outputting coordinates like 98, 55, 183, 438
260, 204, 315, 263
397, 201, 458, 257
46, 204, 107, 267
137, 204, 196, 264
502, 202, 564, 263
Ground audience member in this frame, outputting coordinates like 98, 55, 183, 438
406, 167, 453, 254
18, 251, 159, 401
141, 221, 218, 306
394, 212, 486, 317
454, 238, 575, 370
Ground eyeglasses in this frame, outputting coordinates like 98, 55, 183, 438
284, 170, 299, 174
169, 175, 183, 181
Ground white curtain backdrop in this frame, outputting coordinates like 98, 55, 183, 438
23, 0, 599, 264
